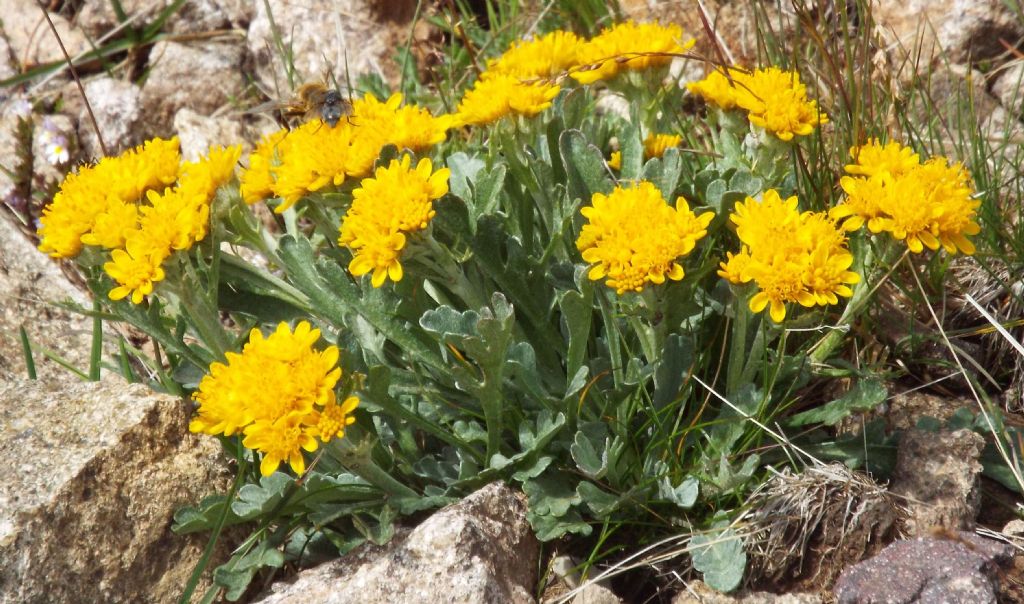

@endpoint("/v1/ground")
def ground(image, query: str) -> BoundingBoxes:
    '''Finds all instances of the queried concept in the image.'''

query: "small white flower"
[44,141,69,165]
[7,96,32,119]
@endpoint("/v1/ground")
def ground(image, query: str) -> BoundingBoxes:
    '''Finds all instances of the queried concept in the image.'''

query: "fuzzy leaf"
[560,129,613,204]
[786,380,887,428]
[576,481,619,516]
[690,523,746,592]
[570,422,610,479]
[659,475,699,509]
[231,472,292,519]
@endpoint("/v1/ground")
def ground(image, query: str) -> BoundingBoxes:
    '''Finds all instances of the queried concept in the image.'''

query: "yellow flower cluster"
[241,93,451,213]
[454,21,693,127]
[38,137,241,304]
[38,137,181,259]
[576,181,713,294]
[571,21,694,85]
[103,145,241,303]
[190,321,359,477]
[338,155,450,287]
[608,132,683,170]
[718,190,859,322]
[832,139,980,255]
[688,67,829,141]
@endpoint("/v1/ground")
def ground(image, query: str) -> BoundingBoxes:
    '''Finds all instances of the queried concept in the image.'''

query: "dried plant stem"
[36,2,109,157]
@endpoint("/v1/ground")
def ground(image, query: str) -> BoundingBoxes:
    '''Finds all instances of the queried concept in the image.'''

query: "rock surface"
[673,581,820,603]
[252,481,539,604]
[76,0,252,36]
[173,108,249,162]
[246,0,410,96]
[832,533,1013,604]
[0,376,231,604]
[873,0,1024,64]
[140,39,246,138]
[60,76,142,158]
[0,1,90,68]
[890,428,985,536]
[0,217,91,383]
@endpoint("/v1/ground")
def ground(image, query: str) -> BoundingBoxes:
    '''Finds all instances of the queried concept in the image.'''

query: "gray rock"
[0,217,91,383]
[572,584,623,604]
[246,0,402,96]
[173,107,248,162]
[890,429,985,536]
[991,61,1024,118]
[60,76,142,159]
[76,0,252,37]
[873,0,1024,65]
[832,533,1013,604]
[253,482,539,604]
[140,40,245,139]
[673,580,820,603]
[0,1,90,68]
[0,376,232,604]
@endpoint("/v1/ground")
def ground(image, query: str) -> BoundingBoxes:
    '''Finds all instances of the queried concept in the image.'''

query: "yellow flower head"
[339,155,450,287]
[576,181,713,294]
[844,139,920,178]
[240,128,289,205]
[735,67,829,141]
[190,321,350,476]
[643,133,682,159]
[80,197,139,249]
[351,93,452,151]
[724,190,858,322]
[486,30,583,79]
[103,236,169,304]
[453,74,561,127]
[38,136,181,258]
[607,151,622,170]
[572,21,694,85]
[833,145,980,255]
[178,145,243,202]
[687,68,745,110]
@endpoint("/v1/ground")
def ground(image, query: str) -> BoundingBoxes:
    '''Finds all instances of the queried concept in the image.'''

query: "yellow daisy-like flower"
[734,67,829,141]
[720,190,859,323]
[178,145,242,202]
[644,133,682,158]
[38,137,181,258]
[688,66,828,141]
[190,321,350,477]
[243,414,319,477]
[576,181,713,294]
[453,74,561,127]
[486,30,583,79]
[687,68,743,110]
[832,142,980,255]
[844,138,920,178]
[80,197,139,249]
[607,151,622,170]
[572,21,694,85]
[351,93,452,151]
[339,155,450,287]
[103,236,169,304]
[240,128,288,205]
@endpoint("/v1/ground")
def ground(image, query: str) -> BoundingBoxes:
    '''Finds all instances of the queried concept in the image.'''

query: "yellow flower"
[844,138,920,178]
[833,144,980,255]
[190,321,348,476]
[572,21,694,85]
[243,415,319,476]
[80,197,139,249]
[351,93,452,151]
[724,190,858,322]
[38,137,181,258]
[607,151,622,170]
[735,67,829,141]
[643,133,682,158]
[240,128,288,204]
[339,155,450,287]
[178,145,242,202]
[687,68,743,110]
[576,181,713,294]
[103,236,168,304]
[486,30,583,79]
[138,187,209,252]
[453,74,561,127]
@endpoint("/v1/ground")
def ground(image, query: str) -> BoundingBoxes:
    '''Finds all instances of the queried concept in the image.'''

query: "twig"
[36,2,108,157]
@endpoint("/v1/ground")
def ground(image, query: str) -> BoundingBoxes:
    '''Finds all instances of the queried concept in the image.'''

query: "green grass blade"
[19,325,37,380]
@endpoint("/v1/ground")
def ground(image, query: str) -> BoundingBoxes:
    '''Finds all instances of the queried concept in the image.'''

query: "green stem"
[178,258,231,359]
[726,292,750,396]
[329,440,417,499]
